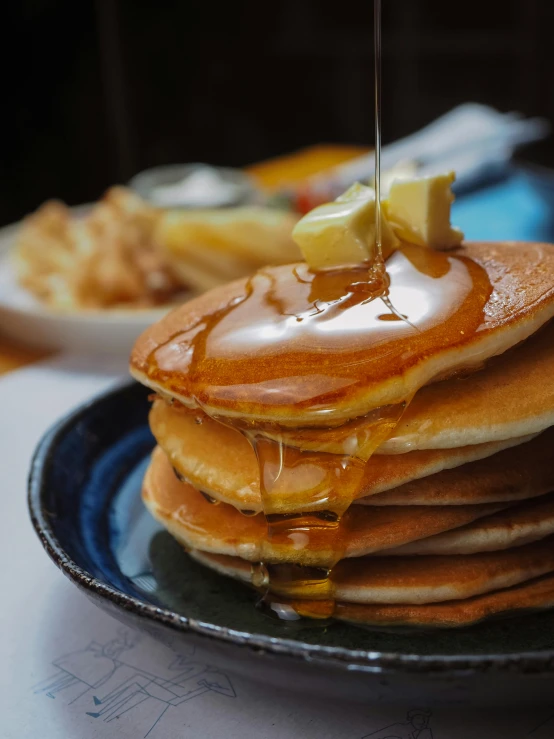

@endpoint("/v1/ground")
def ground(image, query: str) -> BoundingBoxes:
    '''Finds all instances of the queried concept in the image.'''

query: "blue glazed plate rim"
[27,382,554,677]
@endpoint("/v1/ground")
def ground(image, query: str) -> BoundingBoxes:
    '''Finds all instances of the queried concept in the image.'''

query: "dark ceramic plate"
[29,383,554,705]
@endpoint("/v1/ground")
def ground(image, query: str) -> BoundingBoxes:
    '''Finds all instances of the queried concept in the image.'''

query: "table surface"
[0,145,366,377]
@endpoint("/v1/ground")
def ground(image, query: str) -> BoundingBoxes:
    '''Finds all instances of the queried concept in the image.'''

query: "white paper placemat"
[1,355,553,738]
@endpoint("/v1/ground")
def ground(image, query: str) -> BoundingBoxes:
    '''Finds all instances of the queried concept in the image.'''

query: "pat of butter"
[383,171,464,249]
[371,159,419,197]
[292,183,398,270]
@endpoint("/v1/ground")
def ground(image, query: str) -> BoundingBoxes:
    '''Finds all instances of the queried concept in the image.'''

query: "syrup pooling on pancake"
[246,248,489,614]
[143,446,509,564]
[142,244,492,618]
[149,399,536,509]
[145,245,492,418]
[246,417,405,607]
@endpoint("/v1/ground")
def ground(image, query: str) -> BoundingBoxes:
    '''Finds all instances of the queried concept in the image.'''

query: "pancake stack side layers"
[130,177,554,627]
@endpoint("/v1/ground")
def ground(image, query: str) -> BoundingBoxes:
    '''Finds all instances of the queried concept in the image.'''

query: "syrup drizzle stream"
[248,403,406,619]
[374,0,383,259]
[251,4,409,617]
[145,0,492,618]
[149,247,492,619]
[371,0,416,330]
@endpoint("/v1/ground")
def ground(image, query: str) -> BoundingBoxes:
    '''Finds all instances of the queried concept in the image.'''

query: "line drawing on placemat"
[33,628,236,737]
[362,707,434,739]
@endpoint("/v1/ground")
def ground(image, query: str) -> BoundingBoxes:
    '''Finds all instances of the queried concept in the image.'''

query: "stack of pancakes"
[131,242,554,628]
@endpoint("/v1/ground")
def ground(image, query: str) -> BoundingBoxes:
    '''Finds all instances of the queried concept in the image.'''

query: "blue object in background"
[453,169,554,243]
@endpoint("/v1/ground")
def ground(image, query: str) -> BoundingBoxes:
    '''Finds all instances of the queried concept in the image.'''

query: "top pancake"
[131,242,554,426]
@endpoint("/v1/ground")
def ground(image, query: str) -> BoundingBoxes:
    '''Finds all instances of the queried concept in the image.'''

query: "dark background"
[2,0,553,226]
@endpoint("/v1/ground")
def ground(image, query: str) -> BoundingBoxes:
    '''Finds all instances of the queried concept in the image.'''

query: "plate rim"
[27,382,554,678]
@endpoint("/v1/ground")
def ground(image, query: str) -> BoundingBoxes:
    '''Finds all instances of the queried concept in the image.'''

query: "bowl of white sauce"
[129,163,258,209]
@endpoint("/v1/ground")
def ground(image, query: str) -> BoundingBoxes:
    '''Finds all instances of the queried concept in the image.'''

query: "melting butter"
[292,173,464,272]
[384,171,464,249]
[292,183,398,271]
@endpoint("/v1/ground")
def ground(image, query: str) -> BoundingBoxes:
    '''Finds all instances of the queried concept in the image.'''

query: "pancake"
[361,428,554,506]
[149,398,533,511]
[188,553,554,626]
[332,574,554,628]
[385,493,554,556]
[189,534,554,604]
[133,238,554,629]
[265,318,554,455]
[143,446,506,564]
[380,318,554,453]
[131,243,554,427]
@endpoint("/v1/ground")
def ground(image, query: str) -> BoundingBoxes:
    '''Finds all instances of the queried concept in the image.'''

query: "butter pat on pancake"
[131,243,554,426]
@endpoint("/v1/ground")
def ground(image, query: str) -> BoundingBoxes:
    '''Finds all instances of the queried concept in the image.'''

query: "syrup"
[148,246,491,420]
[148,243,492,618]
[144,0,492,620]
[374,0,383,259]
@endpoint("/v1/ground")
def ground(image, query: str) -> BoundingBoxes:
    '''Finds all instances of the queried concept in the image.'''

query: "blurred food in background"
[247,106,549,214]
[157,207,300,292]
[302,105,550,204]
[248,144,368,214]
[13,187,181,311]
[9,105,548,316]
[11,187,300,311]
[129,164,257,209]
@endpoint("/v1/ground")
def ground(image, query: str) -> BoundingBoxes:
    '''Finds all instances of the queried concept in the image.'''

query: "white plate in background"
[0,218,179,356]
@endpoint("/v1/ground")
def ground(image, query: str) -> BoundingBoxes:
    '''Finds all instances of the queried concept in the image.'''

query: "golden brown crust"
[188,535,554,606]
[189,547,554,626]
[381,318,554,452]
[365,428,554,506]
[386,493,554,555]
[148,399,538,511]
[333,573,554,627]
[131,243,554,424]
[142,446,505,564]
[333,536,554,604]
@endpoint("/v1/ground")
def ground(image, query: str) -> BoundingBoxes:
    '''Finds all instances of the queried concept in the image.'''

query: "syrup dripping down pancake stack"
[130,180,554,628]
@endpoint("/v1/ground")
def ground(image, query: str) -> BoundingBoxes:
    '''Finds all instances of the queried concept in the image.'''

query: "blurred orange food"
[247,144,368,191]
[13,147,368,312]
